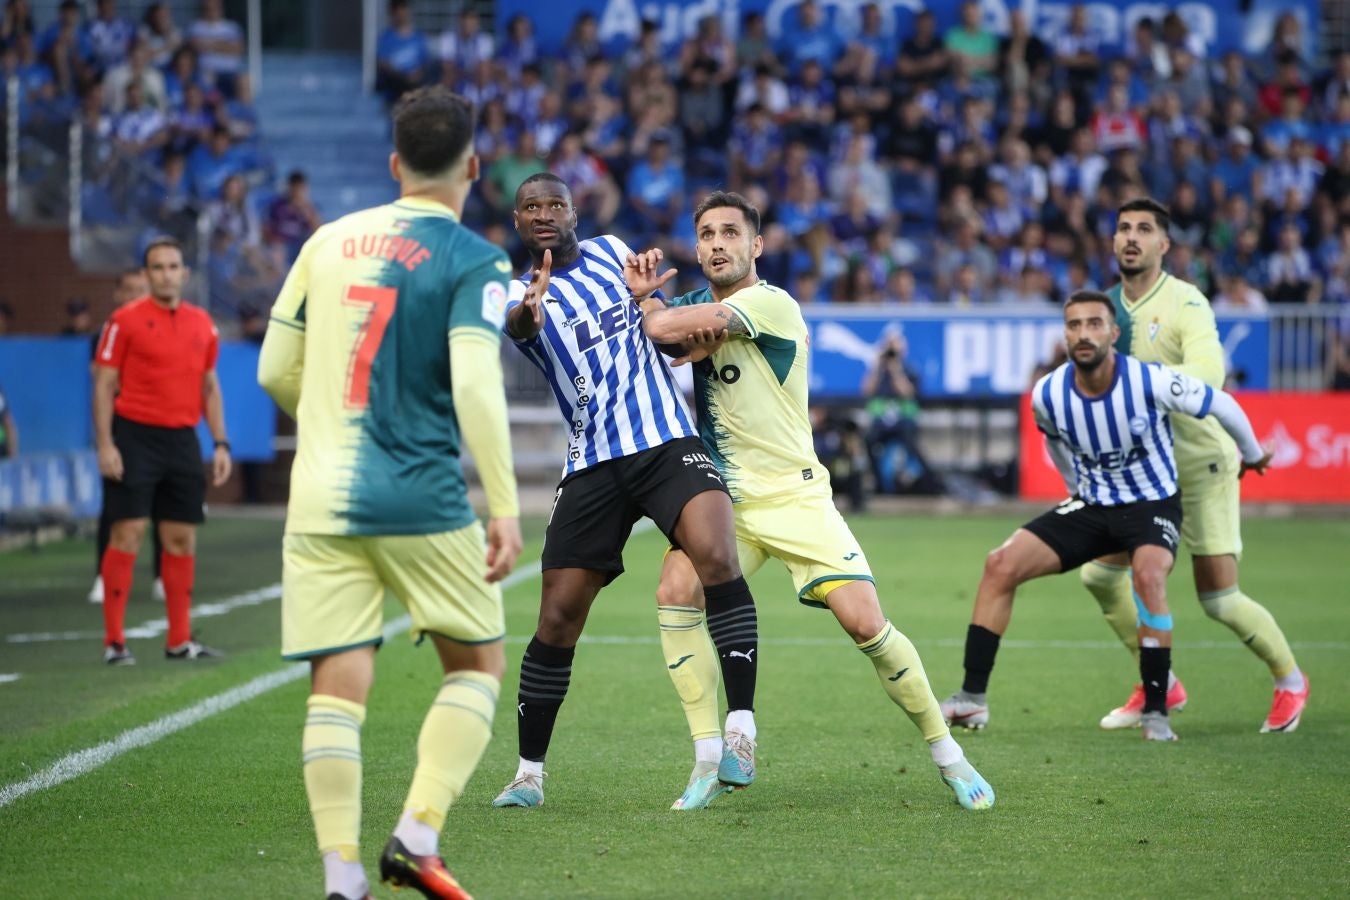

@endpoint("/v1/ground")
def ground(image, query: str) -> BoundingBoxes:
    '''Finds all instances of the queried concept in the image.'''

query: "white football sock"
[725,709,756,740]
[322,851,368,900]
[516,757,544,779]
[393,810,439,857]
[1275,668,1306,692]
[694,736,722,764]
[929,735,964,768]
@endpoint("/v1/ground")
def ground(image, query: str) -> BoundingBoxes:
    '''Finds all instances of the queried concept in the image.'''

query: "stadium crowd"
[373,0,1350,321]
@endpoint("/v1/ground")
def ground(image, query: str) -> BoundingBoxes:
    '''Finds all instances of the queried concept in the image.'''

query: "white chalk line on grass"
[6,584,285,644]
[0,561,541,810]
[0,674,21,684]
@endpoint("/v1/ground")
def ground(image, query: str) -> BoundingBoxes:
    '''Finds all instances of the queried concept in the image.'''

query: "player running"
[1083,198,1309,733]
[940,290,1272,742]
[491,174,762,811]
[258,86,520,900]
[630,190,993,811]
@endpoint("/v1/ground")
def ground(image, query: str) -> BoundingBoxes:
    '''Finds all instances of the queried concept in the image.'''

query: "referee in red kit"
[93,237,231,665]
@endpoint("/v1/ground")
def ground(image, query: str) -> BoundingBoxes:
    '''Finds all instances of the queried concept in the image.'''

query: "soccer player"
[1086,197,1309,733]
[257,86,521,900]
[89,268,166,607]
[631,190,994,810]
[491,174,762,810]
[940,291,1272,741]
[93,238,230,666]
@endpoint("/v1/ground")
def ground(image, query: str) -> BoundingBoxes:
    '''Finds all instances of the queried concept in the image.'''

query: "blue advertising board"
[497,0,1318,60]
[801,309,1269,400]
[0,450,101,519]
[0,337,275,461]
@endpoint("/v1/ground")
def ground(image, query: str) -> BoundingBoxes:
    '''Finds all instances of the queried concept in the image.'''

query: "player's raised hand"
[670,326,727,367]
[1239,446,1275,479]
[624,248,677,301]
[484,516,523,583]
[98,443,124,481]
[521,249,552,328]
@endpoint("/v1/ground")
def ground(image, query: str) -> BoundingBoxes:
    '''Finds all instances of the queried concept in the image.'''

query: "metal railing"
[1269,306,1345,391]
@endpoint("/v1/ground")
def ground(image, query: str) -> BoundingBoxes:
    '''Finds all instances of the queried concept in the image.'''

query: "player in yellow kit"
[627,191,993,812]
[1089,197,1309,733]
[258,86,522,900]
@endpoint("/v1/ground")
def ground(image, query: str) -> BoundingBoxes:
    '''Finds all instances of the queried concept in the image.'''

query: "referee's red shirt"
[94,297,220,428]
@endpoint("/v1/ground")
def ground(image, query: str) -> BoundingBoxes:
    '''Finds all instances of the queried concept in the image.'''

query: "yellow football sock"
[302,694,366,861]
[402,670,500,832]
[658,606,721,741]
[1081,561,1140,661]
[857,622,950,744]
[1200,587,1297,678]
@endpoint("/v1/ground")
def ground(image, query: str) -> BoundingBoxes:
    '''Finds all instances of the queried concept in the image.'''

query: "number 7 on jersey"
[342,285,397,409]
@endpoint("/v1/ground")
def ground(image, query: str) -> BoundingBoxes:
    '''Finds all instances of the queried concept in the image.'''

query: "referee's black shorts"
[540,436,730,584]
[1022,493,1183,572]
[102,415,206,525]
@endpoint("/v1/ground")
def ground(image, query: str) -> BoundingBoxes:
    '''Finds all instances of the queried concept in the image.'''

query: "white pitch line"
[0,674,21,684]
[566,634,1349,651]
[0,561,542,810]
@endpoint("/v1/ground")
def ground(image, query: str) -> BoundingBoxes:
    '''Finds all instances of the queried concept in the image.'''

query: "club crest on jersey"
[1129,415,1149,435]
[1148,318,1160,342]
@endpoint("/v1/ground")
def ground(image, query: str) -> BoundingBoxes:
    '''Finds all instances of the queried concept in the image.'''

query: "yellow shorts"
[1177,464,1243,559]
[281,522,504,660]
[734,489,874,608]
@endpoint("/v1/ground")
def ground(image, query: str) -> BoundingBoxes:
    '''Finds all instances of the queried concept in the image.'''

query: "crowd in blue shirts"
[379,0,1349,333]
[0,0,321,315]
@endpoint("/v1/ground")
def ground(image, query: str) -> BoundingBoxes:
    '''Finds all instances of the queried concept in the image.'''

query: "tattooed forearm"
[714,308,749,336]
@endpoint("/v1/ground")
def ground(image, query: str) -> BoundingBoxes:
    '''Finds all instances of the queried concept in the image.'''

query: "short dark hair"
[1117,196,1171,233]
[142,236,183,266]
[515,171,570,206]
[392,86,476,178]
[693,190,761,236]
[1064,289,1116,322]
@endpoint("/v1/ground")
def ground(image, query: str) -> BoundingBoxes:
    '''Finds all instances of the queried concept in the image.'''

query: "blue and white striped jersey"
[1032,353,1217,506]
[505,235,697,477]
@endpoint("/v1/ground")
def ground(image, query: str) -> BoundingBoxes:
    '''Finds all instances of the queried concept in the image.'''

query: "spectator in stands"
[937,217,996,295]
[996,265,1053,304]
[945,0,997,81]
[776,0,837,77]
[1259,52,1311,118]
[811,405,868,512]
[138,2,181,69]
[265,170,321,266]
[863,331,939,494]
[885,268,931,304]
[896,9,946,89]
[438,9,492,84]
[990,136,1047,209]
[624,130,682,238]
[1052,4,1098,110]
[2,0,33,49]
[188,0,243,96]
[947,262,990,305]
[1049,127,1107,206]
[482,128,544,216]
[549,130,619,230]
[1213,273,1269,312]
[734,62,789,116]
[84,0,133,75]
[1319,50,1350,113]
[679,14,735,84]
[218,71,257,145]
[105,41,165,114]
[39,0,91,96]
[558,11,600,82]
[0,381,17,457]
[163,45,205,109]
[1266,222,1319,303]
[375,0,431,105]
[1212,126,1259,204]
[1092,83,1146,152]
[206,172,259,247]
[112,81,168,158]
[828,134,889,217]
[735,11,776,76]
[499,14,536,79]
[144,150,192,234]
[61,298,93,334]
[729,102,781,191]
[187,124,241,199]
[1213,50,1257,114]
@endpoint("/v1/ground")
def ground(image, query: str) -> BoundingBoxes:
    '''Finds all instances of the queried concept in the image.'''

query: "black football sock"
[517,636,575,762]
[961,624,1001,696]
[703,576,758,713]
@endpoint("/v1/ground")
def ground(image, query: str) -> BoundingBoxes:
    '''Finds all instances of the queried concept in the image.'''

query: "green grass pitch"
[1,511,1346,898]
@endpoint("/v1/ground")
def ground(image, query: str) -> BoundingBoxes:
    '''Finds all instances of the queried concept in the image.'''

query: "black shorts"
[102,415,206,525]
[541,436,730,583]
[1022,494,1182,572]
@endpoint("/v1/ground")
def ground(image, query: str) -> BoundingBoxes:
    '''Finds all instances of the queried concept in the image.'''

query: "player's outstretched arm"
[504,249,550,341]
[643,303,747,345]
[1158,366,1270,477]
[1206,391,1273,477]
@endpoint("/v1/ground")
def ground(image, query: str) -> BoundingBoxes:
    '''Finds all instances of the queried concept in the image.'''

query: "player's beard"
[705,254,751,289]
[1073,342,1110,371]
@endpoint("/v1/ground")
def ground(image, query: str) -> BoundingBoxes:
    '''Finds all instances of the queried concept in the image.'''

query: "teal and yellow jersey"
[267,196,511,536]
[669,281,825,503]
[1107,272,1237,478]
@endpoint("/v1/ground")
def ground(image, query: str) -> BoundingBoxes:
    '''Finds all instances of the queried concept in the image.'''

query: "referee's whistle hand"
[98,445,124,481]
[484,517,522,583]
[211,446,232,487]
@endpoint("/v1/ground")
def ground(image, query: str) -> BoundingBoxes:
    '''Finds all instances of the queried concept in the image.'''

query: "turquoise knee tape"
[1133,590,1173,631]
